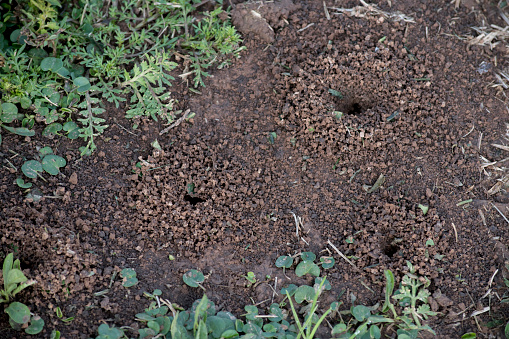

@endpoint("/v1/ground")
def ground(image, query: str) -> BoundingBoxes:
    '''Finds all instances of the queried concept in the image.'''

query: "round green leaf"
[5,302,30,324]
[42,123,62,137]
[294,285,315,304]
[22,160,43,179]
[300,252,316,262]
[280,284,298,297]
[183,269,204,288]
[20,97,32,109]
[56,67,69,77]
[332,323,347,335]
[295,261,320,277]
[82,23,94,35]
[63,121,80,139]
[369,325,381,339]
[120,268,138,287]
[1,102,18,123]
[320,256,335,269]
[97,323,123,337]
[73,76,91,93]
[275,255,293,268]
[220,329,239,338]
[42,154,66,175]
[28,48,48,66]
[63,121,78,131]
[10,29,21,43]
[41,57,63,72]
[352,305,371,322]
[16,178,32,189]
[314,277,331,291]
[25,315,44,334]
[269,303,284,322]
[39,146,54,156]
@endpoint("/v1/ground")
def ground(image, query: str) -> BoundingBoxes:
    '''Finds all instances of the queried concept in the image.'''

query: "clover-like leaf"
[280,284,298,297]
[120,268,138,288]
[320,256,335,269]
[275,255,293,268]
[244,305,258,321]
[295,261,320,277]
[42,155,66,175]
[42,123,63,137]
[25,315,44,334]
[22,160,43,179]
[294,285,316,304]
[63,121,80,139]
[183,269,204,288]
[5,302,30,324]
[314,277,331,291]
[1,102,18,123]
[352,305,371,322]
[41,57,63,72]
[97,323,124,338]
[73,76,91,93]
[300,252,316,262]
[38,147,54,156]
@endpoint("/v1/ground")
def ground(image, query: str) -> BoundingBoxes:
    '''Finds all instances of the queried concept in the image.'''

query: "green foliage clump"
[0,0,244,155]
[1,253,44,335]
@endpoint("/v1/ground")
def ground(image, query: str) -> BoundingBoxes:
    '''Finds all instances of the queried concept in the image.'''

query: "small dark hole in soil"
[383,243,399,258]
[184,194,205,205]
[347,102,363,115]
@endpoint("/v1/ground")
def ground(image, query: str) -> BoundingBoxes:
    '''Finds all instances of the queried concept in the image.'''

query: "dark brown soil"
[2,0,509,338]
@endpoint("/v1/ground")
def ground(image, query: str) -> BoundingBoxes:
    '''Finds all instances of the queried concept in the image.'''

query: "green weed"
[1,253,44,335]
[0,0,243,156]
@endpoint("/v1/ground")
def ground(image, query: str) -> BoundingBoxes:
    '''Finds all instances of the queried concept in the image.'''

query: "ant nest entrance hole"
[333,91,375,117]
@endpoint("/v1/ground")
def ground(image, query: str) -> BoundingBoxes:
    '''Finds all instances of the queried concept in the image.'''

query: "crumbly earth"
[2,0,509,338]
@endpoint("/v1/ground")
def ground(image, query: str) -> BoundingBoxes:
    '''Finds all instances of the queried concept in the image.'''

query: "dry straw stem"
[330,0,415,23]
[327,239,362,273]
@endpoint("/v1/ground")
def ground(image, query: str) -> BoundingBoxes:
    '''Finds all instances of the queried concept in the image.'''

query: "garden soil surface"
[3,0,509,338]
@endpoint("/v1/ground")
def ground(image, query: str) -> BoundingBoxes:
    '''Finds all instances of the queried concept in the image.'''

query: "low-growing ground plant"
[1,252,44,335]
[0,0,244,157]
[87,254,438,338]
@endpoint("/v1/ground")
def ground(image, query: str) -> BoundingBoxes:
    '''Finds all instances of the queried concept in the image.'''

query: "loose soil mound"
[2,0,509,337]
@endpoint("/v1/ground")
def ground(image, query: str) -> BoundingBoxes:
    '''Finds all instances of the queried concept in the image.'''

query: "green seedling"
[275,255,293,275]
[0,253,36,304]
[0,102,35,147]
[295,253,320,277]
[15,178,32,189]
[20,147,66,182]
[183,269,205,290]
[286,276,332,339]
[418,203,429,215]
[5,302,45,334]
[244,272,256,287]
[461,333,476,339]
[319,256,335,269]
[143,289,162,300]
[50,330,61,339]
[382,263,437,336]
[0,0,243,156]
[120,268,138,288]
[329,88,343,98]
[55,306,74,323]
[268,132,277,144]
[95,323,124,339]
